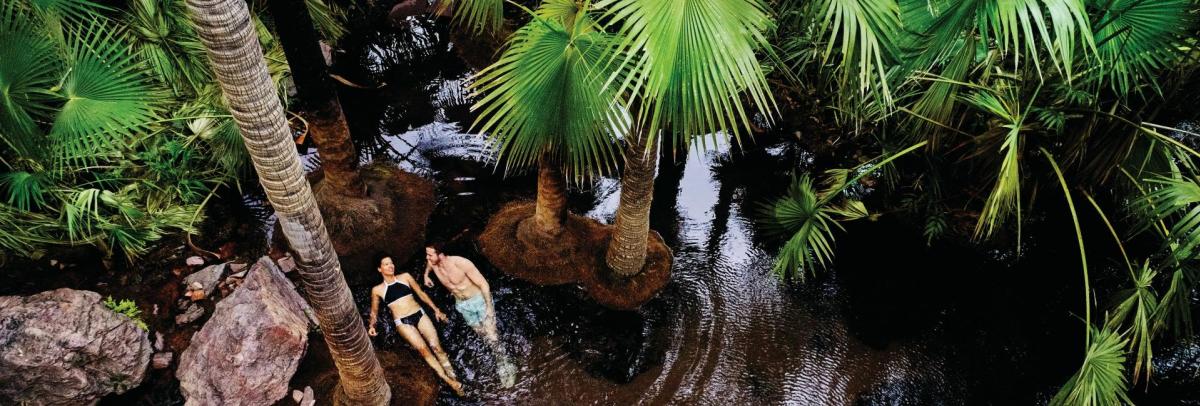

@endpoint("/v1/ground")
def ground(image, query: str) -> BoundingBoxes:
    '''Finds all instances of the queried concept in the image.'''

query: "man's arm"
[423,260,434,287]
[461,258,493,315]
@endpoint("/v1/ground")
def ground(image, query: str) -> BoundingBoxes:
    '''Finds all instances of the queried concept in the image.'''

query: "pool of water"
[319,13,1199,406]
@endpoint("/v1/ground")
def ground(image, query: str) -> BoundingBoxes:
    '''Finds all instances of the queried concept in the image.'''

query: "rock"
[292,389,304,403]
[184,263,225,300]
[152,352,174,369]
[0,288,152,405]
[154,332,165,351]
[229,262,247,273]
[300,386,315,406]
[177,257,314,406]
[175,304,205,325]
[277,255,296,273]
[186,256,204,266]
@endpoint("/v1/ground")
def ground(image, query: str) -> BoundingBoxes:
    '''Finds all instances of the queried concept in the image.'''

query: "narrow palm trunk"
[532,152,567,235]
[606,131,658,277]
[184,1,390,404]
[267,0,362,197]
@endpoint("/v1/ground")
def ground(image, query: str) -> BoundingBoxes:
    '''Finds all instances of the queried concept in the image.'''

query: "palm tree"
[471,2,626,237]
[183,0,390,403]
[599,0,777,277]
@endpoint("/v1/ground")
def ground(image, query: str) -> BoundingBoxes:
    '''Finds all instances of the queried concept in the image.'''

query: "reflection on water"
[324,15,1198,406]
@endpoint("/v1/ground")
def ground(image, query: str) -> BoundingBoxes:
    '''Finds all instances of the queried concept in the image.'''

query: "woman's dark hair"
[373,252,391,269]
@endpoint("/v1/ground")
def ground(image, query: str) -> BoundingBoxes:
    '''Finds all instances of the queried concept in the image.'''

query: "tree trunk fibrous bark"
[184,1,390,404]
[532,152,568,235]
[606,130,658,277]
[267,0,363,197]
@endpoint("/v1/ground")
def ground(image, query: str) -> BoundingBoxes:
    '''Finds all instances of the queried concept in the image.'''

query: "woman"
[368,255,464,395]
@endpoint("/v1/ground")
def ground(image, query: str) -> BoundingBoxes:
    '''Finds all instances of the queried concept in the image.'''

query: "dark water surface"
[316,14,1200,406]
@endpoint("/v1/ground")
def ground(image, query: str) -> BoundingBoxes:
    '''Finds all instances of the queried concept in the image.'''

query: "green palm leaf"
[124,0,212,95]
[51,18,161,167]
[470,9,626,179]
[1136,175,1200,262]
[1092,0,1194,94]
[600,0,777,152]
[1105,260,1159,384]
[964,87,1030,240]
[1051,323,1132,406]
[438,0,504,34]
[0,1,59,160]
[799,0,903,108]
[0,171,49,211]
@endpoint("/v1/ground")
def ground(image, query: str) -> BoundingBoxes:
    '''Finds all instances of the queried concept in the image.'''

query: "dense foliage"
[0,0,343,262]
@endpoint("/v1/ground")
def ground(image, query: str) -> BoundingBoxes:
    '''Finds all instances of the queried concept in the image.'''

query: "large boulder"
[177,257,314,406]
[0,288,152,405]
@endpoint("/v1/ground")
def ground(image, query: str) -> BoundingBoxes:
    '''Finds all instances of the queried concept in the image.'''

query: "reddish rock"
[0,289,152,405]
[177,257,314,406]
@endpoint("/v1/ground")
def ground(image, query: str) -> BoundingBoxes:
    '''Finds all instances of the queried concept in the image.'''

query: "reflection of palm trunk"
[185,0,390,404]
[706,170,735,262]
[650,144,684,246]
[606,129,658,277]
[268,0,362,197]
[533,152,568,235]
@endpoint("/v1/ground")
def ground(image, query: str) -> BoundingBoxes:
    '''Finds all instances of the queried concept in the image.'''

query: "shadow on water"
[302,14,1200,406]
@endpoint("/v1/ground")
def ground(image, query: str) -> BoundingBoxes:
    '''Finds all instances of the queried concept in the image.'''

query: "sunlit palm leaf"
[1050,324,1132,406]
[600,0,777,152]
[965,89,1027,240]
[26,0,108,23]
[438,0,504,34]
[470,11,626,179]
[759,175,843,280]
[802,0,903,108]
[51,18,160,167]
[1092,0,1193,94]
[304,0,345,41]
[1105,261,1158,384]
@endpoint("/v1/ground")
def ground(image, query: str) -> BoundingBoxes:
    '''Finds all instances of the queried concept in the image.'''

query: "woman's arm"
[404,274,446,322]
[367,286,380,336]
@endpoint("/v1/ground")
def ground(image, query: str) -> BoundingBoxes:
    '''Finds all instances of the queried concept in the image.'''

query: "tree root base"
[477,201,672,310]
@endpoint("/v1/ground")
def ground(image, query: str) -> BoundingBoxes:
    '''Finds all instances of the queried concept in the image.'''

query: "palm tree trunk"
[267,0,363,197]
[184,1,390,404]
[606,130,657,277]
[532,151,567,235]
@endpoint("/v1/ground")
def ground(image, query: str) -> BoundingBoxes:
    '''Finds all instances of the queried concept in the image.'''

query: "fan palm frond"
[0,1,59,160]
[1092,0,1194,95]
[0,171,49,211]
[51,18,161,167]
[1154,266,1194,337]
[1051,323,1133,406]
[1135,174,1200,263]
[966,87,1029,240]
[471,10,626,180]
[600,0,777,151]
[124,0,212,95]
[1105,260,1159,384]
[805,0,903,108]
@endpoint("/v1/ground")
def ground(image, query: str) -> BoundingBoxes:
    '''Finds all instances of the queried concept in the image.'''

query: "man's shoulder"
[450,255,476,266]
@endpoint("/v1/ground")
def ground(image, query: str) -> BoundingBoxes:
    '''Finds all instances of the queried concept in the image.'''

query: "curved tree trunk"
[606,130,658,277]
[267,0,362,198]
[184,1,391,404]
[532,152,567,235]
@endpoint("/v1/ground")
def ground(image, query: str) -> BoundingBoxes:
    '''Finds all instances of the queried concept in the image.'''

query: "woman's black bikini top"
[383,280,414,304]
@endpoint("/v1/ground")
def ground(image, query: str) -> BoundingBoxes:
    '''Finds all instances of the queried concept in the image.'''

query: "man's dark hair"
[426,242,445,254]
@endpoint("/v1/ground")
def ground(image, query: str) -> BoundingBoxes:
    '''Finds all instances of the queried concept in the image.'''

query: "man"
[423,245,515,387]
[422,245,498,344]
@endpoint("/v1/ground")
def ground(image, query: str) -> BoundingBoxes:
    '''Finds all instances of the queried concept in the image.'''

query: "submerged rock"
[0,288,152,405]
[177,257,314,406]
